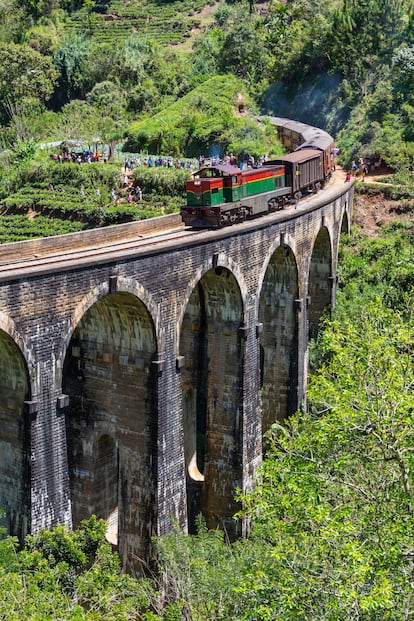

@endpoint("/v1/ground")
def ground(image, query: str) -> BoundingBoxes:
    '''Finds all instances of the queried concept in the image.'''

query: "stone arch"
[56,277,160,388]
[258,243,299,438]
[178,263,245,536]
[308,226,333,339]
[62,288,158,574]
[0,324,32,540]
[0,312,36,396]
[341,204,350,234]
[176,253,249,347]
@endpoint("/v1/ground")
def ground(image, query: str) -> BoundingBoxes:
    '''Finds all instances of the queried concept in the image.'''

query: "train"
[180,117,335,228]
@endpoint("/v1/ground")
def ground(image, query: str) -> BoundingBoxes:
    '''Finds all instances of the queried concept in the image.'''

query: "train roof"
[297,134,333,151]
[266,116,315,135]
[264,116,334,151]
[267,149,323,164]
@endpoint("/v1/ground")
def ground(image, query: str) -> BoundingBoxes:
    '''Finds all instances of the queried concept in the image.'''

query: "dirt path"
[329,166,414,235]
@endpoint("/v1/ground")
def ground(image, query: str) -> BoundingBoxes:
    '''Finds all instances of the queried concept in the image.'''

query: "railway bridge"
[0,179,353,573]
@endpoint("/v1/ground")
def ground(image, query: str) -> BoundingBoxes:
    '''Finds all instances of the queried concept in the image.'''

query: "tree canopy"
[0,0,413,167]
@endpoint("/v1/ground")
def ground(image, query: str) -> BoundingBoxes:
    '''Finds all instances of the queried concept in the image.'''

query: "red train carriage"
[182,164,290,228]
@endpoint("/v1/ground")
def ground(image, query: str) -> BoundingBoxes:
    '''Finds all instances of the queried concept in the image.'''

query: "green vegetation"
[1,2,414,618]
[0,214,85,242]
[64,0,213,47]
[0,515,157,620]
[0,0,413,171]
[124,75,281,157]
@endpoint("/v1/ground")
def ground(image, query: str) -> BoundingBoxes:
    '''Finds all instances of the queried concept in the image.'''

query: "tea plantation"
[65,0,216,45]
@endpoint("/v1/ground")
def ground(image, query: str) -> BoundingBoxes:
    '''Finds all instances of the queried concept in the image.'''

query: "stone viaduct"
[0,180,353,573]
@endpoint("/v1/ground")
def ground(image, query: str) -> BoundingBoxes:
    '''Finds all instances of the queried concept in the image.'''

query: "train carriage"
[296,132,334,178]
[181,116,336,228]
[265,116,335,178]
[266,149,325,199]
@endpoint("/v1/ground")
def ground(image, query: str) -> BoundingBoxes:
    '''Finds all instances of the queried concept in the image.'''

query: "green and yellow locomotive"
[181,163,290,228]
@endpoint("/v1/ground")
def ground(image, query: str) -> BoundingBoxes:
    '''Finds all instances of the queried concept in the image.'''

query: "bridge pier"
[30,377,72,534]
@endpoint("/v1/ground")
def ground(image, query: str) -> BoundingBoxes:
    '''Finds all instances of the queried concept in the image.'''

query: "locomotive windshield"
[195,168,221,178]
[194,164,242,179]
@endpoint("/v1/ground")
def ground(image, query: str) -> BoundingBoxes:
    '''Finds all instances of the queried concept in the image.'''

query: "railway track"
[0,171,351,282]
[0,223,202,280]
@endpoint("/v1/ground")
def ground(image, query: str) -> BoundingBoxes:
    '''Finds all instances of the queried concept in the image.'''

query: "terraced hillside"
[65,0,217,46]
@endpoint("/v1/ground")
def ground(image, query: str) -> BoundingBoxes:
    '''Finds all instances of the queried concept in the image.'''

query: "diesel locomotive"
[180,117,335,229]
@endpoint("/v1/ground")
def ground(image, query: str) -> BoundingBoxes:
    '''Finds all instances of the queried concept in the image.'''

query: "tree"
[220,16,271,88]
[0,42,58,122]
[236,296,414,620]
[19,0,60,19]
[329,0,407,81]
[0,516,158,619]
[53,32,90,105]
[4,97,48,143]
[59,99,99,142]
[0,0,27,44]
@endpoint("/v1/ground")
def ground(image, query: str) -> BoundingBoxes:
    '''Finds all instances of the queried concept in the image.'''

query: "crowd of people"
[50,149,200,170]
[345,156,383,182]
[51,150,109,164]
[123,155,197,171]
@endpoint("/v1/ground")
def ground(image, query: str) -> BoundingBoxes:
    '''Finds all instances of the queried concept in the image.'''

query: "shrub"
[132,167,190,196]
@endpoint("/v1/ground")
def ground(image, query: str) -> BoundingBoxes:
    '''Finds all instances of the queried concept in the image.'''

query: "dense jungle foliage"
[0,1,414,619]
[0,0,414,165]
